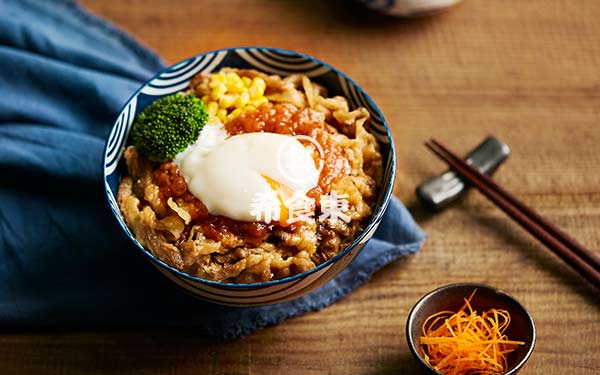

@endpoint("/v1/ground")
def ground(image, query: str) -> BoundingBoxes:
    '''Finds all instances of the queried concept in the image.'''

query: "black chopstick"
[425,139,600,289]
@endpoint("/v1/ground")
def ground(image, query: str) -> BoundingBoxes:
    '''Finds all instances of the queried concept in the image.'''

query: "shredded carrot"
[419,289,525,375]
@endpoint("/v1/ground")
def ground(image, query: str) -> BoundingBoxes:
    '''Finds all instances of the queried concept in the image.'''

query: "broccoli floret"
[130,93,208,162]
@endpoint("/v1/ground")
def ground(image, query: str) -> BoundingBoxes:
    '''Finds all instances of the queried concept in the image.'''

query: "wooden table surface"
[3,0,599,373]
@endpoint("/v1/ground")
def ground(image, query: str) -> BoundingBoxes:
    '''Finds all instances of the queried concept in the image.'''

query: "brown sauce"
[154,163,271,244]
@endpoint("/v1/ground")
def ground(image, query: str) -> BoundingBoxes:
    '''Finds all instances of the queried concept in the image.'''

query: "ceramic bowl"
[406,283,536,374]
[357,0,463,17]
[103,47,396,306]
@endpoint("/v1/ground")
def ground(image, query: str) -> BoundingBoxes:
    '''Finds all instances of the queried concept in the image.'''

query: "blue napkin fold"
[0,0,426,339]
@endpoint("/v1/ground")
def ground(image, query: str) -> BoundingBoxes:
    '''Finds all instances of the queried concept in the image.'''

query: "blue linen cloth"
[0,0,426,339]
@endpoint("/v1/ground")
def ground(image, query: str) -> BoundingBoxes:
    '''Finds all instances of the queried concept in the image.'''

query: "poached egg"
[175,122,319,223]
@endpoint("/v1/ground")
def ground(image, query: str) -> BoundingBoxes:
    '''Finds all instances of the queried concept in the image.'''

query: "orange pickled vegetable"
[419,290,525,375]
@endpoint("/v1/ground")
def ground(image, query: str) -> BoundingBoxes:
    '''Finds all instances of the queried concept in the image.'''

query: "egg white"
[174,122,318,222]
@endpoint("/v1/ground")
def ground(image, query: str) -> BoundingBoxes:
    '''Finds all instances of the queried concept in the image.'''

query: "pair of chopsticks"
[425,139,600,289]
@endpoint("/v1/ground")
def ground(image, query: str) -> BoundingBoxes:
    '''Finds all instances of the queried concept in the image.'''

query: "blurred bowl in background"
[357,0,462,17]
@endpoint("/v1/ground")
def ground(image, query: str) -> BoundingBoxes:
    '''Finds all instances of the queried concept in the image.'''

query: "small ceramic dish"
[406,283,536,374]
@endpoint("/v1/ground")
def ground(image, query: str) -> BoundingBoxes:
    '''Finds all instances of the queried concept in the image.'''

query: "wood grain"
[2,0,599,373]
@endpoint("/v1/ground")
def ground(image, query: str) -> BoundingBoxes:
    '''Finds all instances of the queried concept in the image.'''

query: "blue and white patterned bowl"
[103,47,396,306]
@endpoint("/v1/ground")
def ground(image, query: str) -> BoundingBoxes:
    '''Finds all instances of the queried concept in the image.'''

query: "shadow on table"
[404,197,437,227]
[361,351,424,375]
[275,0,442,32]
[475,213,600,305]
[0,328,423,374]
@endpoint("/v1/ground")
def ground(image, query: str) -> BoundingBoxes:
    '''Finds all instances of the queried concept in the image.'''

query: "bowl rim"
[405,282,536,375]
[103,46,396,289]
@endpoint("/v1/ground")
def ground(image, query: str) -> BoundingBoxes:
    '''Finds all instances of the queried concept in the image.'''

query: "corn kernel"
[227,108,243,121]
[235,92,250,108]
[245,105,256,112]
[217,108,228,121]
[210,83,227,100]
[241,76,252,86]
[252,77,266,92]
[218,94,236,109]
[213,73,226,82]
[250,97,268,107]
[248,86,263,99]
[201,95,210,103]
[207,101,219,116]
[230,72,243,82]
[227,80,245,93]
